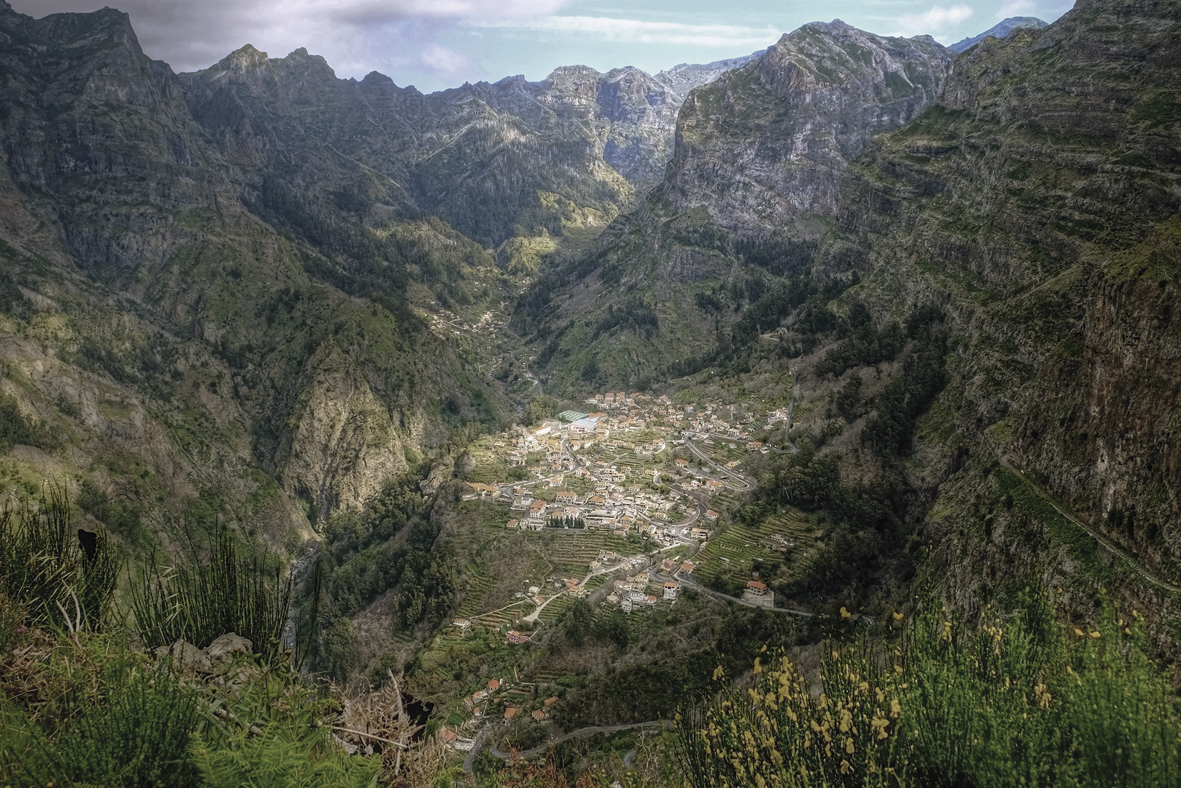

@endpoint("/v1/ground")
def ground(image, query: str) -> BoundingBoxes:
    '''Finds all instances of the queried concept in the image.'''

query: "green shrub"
[677,596,1181,788]
[131,526,292,663]
[193,670,380,788]
[0,486,118,630]
[1,640,201,788]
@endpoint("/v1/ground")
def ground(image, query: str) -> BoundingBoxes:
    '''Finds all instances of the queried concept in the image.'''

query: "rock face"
[820,0,1181,583]
[180,49,756,247]
[515,21,954,391]
[0,2,504,528]
[664,21,952,235]
[279,342,409,521]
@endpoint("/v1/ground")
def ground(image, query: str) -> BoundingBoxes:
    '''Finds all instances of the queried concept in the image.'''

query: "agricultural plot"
[536,594,574,626]
[691,508,817,587]
[707,490,749,514]
[525,532,633,577]
[464,440,522,485]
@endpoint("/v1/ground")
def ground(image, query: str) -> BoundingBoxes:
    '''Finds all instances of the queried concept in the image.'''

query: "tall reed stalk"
[0,485,117,630]
[131,526,292,664]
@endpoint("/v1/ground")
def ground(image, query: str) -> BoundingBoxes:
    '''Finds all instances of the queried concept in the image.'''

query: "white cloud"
[473,16,781,49]
[887,4,974,37]
[9,0,573,73]
[995,0,1035,19]
[420,44,475,80]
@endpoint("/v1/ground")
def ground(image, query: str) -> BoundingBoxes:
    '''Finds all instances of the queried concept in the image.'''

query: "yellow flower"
[892,610,904,621]
[845,737,855,755]
[890,699,902,718]
[840,606,852,619]
[1090,631,1101,639]
[840,759,852,775]
[714,665,726,680]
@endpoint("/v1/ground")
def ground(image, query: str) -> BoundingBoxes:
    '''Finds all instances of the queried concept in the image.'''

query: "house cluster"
[466,390,789,547]
[606,570,679,613]
[443,677,561,747]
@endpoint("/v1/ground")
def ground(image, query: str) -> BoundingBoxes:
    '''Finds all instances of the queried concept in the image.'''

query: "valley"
[2,0,1181,784]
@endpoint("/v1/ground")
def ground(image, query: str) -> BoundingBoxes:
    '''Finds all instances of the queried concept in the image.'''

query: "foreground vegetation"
[5,483,1181,788]
[0,491,445,788]
[677,595,1181,788]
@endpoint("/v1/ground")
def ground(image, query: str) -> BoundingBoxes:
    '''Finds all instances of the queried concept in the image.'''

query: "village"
[432,390,815,751]
[461,390,791,543]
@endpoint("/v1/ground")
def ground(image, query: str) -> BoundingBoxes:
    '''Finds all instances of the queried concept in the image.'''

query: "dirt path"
[486,720,673,761]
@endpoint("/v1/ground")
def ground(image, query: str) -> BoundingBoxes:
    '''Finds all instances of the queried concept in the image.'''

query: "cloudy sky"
[12,0,1074,92]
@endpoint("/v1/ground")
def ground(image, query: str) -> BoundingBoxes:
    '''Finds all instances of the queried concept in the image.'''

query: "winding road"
[682,437,755,491]
[999,455,1181,596]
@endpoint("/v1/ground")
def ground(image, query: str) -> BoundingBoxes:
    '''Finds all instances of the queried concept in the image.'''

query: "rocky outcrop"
[279,342,408,520]
[664,21,952,236]
[820,0,1181,581]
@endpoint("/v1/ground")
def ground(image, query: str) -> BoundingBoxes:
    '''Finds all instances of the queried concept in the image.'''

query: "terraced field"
[524,532,634,578]
[536,595,574,626]
[707,490,749,514]
[691,508,818,587]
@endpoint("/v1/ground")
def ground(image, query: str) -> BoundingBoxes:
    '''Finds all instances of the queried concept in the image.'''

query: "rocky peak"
[948,16,1048,53]
[213,44,270,75]
[663,20,952,232]
[361,71,393,85]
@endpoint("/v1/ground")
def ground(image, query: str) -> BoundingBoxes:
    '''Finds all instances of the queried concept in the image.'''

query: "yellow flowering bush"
[677,596,1181,788]
[677,645,906,788]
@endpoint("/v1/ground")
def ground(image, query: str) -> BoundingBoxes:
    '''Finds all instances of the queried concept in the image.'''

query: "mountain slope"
[818,0,1181,602]
[181,49,755,249]
[0,0,508,542]
[516,22,953,392]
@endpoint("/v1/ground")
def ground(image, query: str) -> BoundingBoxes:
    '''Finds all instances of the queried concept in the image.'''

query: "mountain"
[181,49,757,249]
[948,16,1048,53]
[0,0,509,543]
[515,21,954,392]
[653,51,765,97]
[818,0,1181,606]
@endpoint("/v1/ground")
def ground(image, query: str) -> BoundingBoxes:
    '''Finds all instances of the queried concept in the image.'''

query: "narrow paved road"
[999,455,1181,595]
[670,570,814,617]
[463,726,491,777]
[683,438,754,491]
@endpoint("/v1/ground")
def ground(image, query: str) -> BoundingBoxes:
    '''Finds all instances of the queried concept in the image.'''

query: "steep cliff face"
[181,50,745,248]
[278,341,409,522]
[0,3,507,534]
[820,0,1181,590]
[515,22,954,393]
[664,22,952,235]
